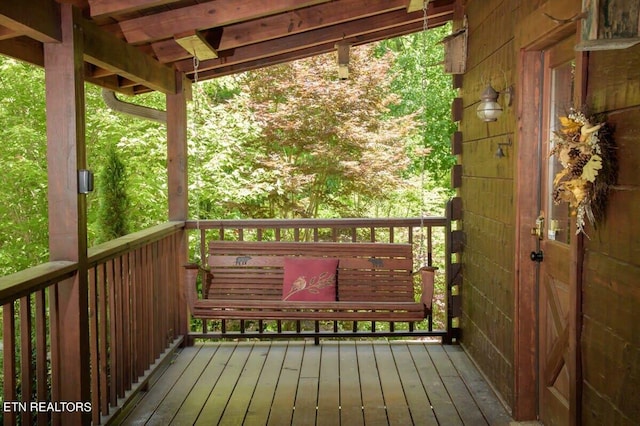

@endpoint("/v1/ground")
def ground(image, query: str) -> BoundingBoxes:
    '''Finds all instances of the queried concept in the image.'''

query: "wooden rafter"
[192,17,447,80]
[0,0,454,92]
[0,25,18,41]
[119,0,331,44]
[88,0,181,19]
[0,0,61,43]
[175,8,450,75]
[152,0,408,63]
[80,14,177,93]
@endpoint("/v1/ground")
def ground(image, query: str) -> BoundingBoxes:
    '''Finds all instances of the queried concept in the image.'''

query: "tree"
[378,24,457,188]
[227,44,418,218]
[95,143,130,243]
[0,58,49,274]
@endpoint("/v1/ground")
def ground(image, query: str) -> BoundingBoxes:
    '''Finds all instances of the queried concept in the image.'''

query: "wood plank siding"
[116,341,514,425]
[460,0,640,423]
[580,44,640,425]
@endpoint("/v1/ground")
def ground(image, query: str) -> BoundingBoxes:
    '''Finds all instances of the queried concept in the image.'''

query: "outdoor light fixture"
[476,83,503,122]
[78,169,94,194]
[495,137,513,159]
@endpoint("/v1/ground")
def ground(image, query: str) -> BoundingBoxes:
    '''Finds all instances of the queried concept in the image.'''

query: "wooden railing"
[184,216,451,340]
[0,210,460,425]
[0,222,187,425]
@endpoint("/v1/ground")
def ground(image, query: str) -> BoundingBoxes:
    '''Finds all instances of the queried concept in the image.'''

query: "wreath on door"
[550,109,617,235]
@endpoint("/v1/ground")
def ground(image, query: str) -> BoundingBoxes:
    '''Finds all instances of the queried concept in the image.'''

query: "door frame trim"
[514,24,586,423]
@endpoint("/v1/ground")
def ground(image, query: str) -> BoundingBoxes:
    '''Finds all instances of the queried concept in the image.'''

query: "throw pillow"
[282,257,338,301]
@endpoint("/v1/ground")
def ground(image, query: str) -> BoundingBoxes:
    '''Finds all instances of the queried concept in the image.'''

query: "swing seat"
[184,241,435,334]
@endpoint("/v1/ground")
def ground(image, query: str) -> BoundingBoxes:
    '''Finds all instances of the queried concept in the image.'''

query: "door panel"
[538,36,575,426]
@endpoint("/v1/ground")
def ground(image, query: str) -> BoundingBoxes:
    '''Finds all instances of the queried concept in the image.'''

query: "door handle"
[530,250,544,262]
[531,212,545,240]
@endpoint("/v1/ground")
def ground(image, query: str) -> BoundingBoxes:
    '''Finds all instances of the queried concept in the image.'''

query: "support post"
[167,73,190,337]
[44,4,91,424]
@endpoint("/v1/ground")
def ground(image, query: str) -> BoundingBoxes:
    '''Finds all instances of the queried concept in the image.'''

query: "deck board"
[392,343,439,425]
[174,344,234,425]
[373,343,413,425]
[144,344,219,424]
[119,340,514,425]
[267,342,303,426]
[338,341,365,425]
[120,345,203,426]
[292,344,321,425]
[197,343,253,424]
[243,343,287,426]
[317,342,341,425]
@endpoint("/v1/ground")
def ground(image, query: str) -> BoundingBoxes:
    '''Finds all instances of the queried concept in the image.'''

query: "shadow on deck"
[115,340,515,425]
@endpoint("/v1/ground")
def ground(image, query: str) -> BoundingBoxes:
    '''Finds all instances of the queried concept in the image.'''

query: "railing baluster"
[98,263,109,416]
[0,223,185,425]
[89,266,101,424]
[35,290,49,425]
[20,295,33,425]
[3,302,17,426]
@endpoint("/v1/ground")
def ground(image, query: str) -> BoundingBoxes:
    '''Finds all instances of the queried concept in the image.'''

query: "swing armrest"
[415,266,437,312]
[183,263,211,312]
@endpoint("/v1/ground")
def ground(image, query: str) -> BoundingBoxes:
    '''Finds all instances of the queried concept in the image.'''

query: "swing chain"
[418,0,431,269]
[192,52,202,229]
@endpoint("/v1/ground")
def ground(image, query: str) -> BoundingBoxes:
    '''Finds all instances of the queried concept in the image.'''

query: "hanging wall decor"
[550,109,617,235]
[441,19,467,74]
[576,0,640,51]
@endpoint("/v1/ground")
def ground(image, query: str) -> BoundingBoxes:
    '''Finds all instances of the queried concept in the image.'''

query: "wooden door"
[537,36,576,426]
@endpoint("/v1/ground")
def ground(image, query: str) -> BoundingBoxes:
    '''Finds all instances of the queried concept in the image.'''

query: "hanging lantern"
[476,84,503,122]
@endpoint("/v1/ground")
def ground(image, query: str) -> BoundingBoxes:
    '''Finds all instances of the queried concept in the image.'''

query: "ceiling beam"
[0,36,44,67]
[194,17,444,80]
[0,0,61,43]
[119,0,332,44]
[152,0,408,63]
[175,8,436,74]
[88,0,181,19]
[0,26,19,41]
[219,0,406,50]
[79,14,177,93]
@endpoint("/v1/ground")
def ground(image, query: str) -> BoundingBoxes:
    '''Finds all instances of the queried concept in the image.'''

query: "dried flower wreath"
[550,109,617,235]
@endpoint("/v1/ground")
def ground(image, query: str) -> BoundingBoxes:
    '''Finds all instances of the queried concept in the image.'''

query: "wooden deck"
[116,340,514,425]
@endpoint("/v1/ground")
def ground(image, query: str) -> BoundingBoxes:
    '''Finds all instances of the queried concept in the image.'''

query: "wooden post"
[44,4,91,424]
[167,73,190,337]
[513,49,543,421]
[167,73,189,221]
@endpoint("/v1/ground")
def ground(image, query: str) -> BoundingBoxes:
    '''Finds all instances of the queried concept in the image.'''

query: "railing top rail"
[185,216,447,229]
[0,260,77,305]
[88,221,185,266]
[0,221,186,305]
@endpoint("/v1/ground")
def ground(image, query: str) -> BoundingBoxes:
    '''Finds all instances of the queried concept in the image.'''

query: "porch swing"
[182,3,438,340]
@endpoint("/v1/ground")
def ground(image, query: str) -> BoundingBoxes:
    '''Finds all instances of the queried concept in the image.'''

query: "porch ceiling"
[0,0,453,95]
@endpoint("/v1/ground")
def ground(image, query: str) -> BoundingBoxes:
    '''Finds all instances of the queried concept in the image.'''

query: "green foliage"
[378,24,458,187]
[0,28,456,271]
[0,58,49,275]
[191,45,428,220]
[95,143,130,243]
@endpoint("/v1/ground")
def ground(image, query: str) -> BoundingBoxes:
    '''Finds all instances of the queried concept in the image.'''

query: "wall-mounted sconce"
[78,169,94,194]
[476,84,514,122]
[495,137,513,158]
[503,85,514,107]
[476,84,502,122]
